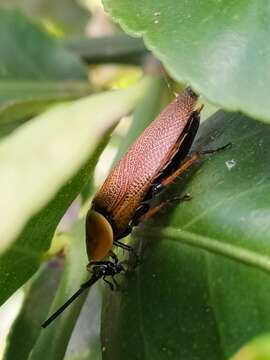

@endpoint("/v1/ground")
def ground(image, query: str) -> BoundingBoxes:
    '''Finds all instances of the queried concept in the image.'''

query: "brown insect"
[86,87,201,263]
[42,87,206,328]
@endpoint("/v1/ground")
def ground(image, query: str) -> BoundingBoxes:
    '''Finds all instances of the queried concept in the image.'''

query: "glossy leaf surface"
[103,0,270,122]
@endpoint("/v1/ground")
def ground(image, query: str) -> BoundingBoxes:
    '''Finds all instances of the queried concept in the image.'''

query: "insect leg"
[131,203,150,226]
[134,143,231,224]
[128,155,199,228]
[114,240,132,252]
[114,240,138,258]
[133,194,191,224]
[111,276,120,291]
[109,250,119,263]
[156,141,231,190]
[199,142,232,155]
[159,153,199,189]
[103,276,114,291]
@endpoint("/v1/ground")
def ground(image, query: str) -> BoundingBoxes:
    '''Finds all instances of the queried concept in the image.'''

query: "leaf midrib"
[148,226,270,274]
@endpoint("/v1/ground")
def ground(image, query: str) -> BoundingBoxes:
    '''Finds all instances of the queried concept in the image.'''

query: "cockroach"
[42,87,227,328]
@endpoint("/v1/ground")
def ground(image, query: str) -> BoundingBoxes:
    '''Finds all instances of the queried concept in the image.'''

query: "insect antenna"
[41,273,101,328]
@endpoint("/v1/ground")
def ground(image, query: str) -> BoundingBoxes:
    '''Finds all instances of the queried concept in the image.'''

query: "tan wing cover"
[93,89,198,236]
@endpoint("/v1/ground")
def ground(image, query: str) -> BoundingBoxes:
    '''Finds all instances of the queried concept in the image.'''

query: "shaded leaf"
[103,0,270,122]
[0,9,89,125]
[0,0,88,35]
[3,260,63,360]
[29,223,89,360]
[0,9,85,81]
[65,285,102,360]
[0,82,93,127]
[62,33,147,65]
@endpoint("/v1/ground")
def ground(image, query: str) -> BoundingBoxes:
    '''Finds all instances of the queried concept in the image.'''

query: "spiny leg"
[159,153,199,189]
[134,194,191,224]
[157,142,231,190]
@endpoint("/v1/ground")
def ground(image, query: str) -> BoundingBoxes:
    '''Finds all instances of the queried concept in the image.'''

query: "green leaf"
[101,111,270,359]
[0,82,93,126]
[3,260,63,360]
[0,79,150,304]
[28,223,89,360]
[65,285,103,360]
[62,33,147,65]
[0,9,90,126]
[0,0,88,35]
[0,9,85,81]
[103,1,270,122]
[231,334,270,360]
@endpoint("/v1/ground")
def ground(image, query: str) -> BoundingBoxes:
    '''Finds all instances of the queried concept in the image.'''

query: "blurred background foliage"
[0,1,270,360]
